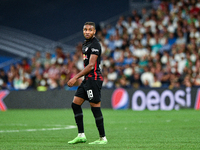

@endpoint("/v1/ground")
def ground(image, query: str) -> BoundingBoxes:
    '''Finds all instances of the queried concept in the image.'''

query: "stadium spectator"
[141,8,149,23]
[51,46,66,66]
[34,51,44,66]
[168,32,176,48]
[140,66,154,87]
[176,31,187,45]
[43,52,52,66]
[31,61,43,78]
[115,75,131,88]
[59,64,70,89]
[7,65,16,87]
[129,71,143,88]
[0,69,8,89]
[107,66,118,88]
[3,0,200,90]
[13,72,31,90]
[151,74,162,88]
[21,58,31,74]
[113,47,124,64]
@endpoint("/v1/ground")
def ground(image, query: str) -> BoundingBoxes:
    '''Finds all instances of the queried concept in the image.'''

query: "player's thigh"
[74,82,88,104]
[73,96,85,105]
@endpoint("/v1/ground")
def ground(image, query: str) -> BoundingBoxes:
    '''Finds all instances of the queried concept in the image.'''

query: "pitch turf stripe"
[0,123,27,126]
[0,125,76,133]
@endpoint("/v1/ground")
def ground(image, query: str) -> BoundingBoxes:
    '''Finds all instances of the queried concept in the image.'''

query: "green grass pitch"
[0,109,200,150]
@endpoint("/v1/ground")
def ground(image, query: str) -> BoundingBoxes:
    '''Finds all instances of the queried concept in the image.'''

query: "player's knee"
[71,102,75,109]
[71,102,80,108]
[71,102,82,114]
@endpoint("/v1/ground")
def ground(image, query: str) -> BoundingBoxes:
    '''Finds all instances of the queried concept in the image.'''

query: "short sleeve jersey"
[82,37,103,81]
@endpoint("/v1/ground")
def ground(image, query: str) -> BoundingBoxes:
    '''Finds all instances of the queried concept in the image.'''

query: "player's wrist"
[74,74,81,80]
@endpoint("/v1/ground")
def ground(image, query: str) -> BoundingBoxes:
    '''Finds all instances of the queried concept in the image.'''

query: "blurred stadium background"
[0,0,200,110]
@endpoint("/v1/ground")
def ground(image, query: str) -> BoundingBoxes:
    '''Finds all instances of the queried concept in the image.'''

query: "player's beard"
[85,35,94,41]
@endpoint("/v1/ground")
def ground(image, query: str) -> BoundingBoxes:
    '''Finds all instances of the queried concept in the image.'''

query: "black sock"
[71,103,84,133]
[91,107,105,137]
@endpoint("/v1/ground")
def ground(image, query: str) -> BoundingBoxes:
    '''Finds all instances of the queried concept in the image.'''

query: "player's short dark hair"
[84,22,95,29]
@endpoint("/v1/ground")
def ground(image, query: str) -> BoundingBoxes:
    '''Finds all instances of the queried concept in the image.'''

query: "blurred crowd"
[0,0,200,91]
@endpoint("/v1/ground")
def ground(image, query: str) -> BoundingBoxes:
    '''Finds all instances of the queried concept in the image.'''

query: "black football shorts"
[75,78,103,103]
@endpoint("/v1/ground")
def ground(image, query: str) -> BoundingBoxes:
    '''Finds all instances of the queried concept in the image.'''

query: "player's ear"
[94,29,96,35]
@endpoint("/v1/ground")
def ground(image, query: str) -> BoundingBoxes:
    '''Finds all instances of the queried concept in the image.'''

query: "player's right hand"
[67,78,77,87]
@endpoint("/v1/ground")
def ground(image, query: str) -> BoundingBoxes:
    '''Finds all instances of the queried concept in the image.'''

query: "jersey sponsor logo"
[91,48,99,52]
[111,88,129,109]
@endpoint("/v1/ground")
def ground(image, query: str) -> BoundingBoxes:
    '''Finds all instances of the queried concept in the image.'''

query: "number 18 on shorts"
[87,90,93,100]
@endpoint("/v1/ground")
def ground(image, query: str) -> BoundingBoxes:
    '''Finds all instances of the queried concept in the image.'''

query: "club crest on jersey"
[85,47,88,52]
[83,54,88,60]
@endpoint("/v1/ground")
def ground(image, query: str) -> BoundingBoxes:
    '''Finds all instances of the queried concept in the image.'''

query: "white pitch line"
[0,123,27,126]
[44,124,67,127]
[0,125,76,133]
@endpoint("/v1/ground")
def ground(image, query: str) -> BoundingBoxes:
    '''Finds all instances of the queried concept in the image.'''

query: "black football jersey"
[82,37,103,81]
